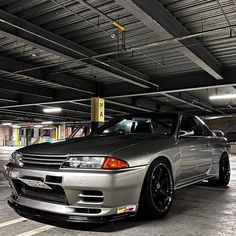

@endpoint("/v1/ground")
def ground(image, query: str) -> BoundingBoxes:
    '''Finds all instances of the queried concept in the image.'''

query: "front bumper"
[4,164,148,221]
[8,200,134,223]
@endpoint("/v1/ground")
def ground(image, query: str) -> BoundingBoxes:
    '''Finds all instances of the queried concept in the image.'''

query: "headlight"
[61,156,105,169]
[9,152,23,167]
[61,156,129,170]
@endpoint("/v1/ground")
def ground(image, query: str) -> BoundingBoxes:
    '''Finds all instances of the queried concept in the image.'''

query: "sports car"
[3,112,230,222]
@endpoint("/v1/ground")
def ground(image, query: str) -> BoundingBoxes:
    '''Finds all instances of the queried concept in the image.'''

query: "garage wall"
[206,118,236,131]
[206,118,236,154]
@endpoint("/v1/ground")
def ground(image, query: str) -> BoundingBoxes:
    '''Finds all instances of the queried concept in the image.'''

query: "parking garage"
[1,0,236,235]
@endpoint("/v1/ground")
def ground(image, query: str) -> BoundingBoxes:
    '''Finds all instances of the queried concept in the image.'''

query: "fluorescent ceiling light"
[34,125,43,128]
[43,107,62,113]
[42,121,53,124]
[12,125,21,128]
[209,94,236,100]
[2,123,12,126]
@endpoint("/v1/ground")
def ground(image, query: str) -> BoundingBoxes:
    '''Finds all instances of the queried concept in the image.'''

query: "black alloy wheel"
[219,155,230,186]
[209,154,230,187]
[139,158,174,219]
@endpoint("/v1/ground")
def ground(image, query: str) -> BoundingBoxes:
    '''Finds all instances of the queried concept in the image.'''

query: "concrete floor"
[0,156,236,236]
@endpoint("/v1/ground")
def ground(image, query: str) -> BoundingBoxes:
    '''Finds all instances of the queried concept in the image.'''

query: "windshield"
[94,113,178,136]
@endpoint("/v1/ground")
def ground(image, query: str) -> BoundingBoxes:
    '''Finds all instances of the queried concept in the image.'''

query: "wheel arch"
[144,155,175,185]
[148,155,175,185]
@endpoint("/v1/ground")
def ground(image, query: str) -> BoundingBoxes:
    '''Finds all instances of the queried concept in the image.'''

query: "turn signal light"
[102,157,129,170]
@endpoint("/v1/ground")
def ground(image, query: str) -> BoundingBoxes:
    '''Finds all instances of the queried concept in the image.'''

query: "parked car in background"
[4,113,230,223]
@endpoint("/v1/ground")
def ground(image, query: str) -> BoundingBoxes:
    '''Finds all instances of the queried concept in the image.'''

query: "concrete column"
[34,128,40,138]
[26,128,32,146]
[12,128,17,146]
[0,127,5,146]
[58,123,66,140]
[91,97,105,132]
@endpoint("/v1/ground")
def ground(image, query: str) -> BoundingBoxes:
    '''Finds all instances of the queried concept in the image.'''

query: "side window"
[196,117,213,136]
[180,115,206,136]
[152,117,177,136]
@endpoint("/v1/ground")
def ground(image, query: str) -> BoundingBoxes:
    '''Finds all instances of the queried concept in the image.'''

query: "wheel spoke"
[160,177,168,187]
[160,189,167,198]
[157,168,163,180]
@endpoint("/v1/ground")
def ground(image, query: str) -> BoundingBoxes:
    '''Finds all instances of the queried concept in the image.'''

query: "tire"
[138,158,174,219]
[209,154,230,187]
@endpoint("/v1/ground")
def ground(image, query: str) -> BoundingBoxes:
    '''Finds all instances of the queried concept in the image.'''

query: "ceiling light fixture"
[111,33,116,39]
[42,121,53,124]
[43,107,62,113]
[209,94,236,100]
[34,125,43,128]
[2,123,12,126]
[12,125,21,128]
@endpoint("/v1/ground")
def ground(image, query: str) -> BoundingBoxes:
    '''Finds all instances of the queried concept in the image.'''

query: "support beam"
[162,93,212,113]
[0,9,152,88]
[103,67,236,99]
[106,100,153,112]
[70,101,128,115]
[0,55,95,95]
[0,76,54,99]
[116,0,223,80]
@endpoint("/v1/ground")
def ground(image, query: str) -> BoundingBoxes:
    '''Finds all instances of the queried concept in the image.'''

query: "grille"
[13,179,68,204]
[78,190,104,204]
[21,153,67,168]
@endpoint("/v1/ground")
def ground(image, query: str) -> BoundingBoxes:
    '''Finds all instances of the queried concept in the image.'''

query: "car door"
[177,115,212,181]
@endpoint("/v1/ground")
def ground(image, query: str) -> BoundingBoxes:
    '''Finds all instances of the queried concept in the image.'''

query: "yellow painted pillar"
[91,97,105,132]
[55,127,59,140]
[16,128,20,146]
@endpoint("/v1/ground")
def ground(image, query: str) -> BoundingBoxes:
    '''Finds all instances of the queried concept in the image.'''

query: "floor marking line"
[16,225,55,236]
[0,218,26,228]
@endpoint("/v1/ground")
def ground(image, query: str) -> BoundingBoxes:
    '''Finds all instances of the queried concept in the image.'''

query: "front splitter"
[8,200,135,224]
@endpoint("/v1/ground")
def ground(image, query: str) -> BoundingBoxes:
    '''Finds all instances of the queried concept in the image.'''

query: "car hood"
[18,134,153,156]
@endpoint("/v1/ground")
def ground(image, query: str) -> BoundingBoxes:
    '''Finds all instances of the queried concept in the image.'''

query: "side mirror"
[178,130,194,138]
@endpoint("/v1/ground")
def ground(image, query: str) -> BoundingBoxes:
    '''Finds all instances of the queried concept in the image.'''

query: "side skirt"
[175,174,215,190]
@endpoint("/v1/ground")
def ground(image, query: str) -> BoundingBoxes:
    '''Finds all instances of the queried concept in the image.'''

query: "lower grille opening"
[13,179,68,204]
[45,175,62,184]
[74,208,101,214]
[80,197,103,203]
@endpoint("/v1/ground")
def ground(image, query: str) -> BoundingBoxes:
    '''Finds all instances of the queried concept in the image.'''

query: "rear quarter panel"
[210,136,230,164]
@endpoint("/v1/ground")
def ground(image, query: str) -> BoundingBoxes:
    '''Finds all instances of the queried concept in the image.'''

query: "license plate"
[19,178,52,189]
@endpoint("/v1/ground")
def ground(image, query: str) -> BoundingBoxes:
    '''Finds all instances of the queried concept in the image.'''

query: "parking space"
[1,156,236,236]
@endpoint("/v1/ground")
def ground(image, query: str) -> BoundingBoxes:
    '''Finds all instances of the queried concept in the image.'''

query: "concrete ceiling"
[0,0,236,123]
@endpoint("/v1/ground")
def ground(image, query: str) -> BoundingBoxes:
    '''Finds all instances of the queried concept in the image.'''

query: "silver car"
[3,113,230,222]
